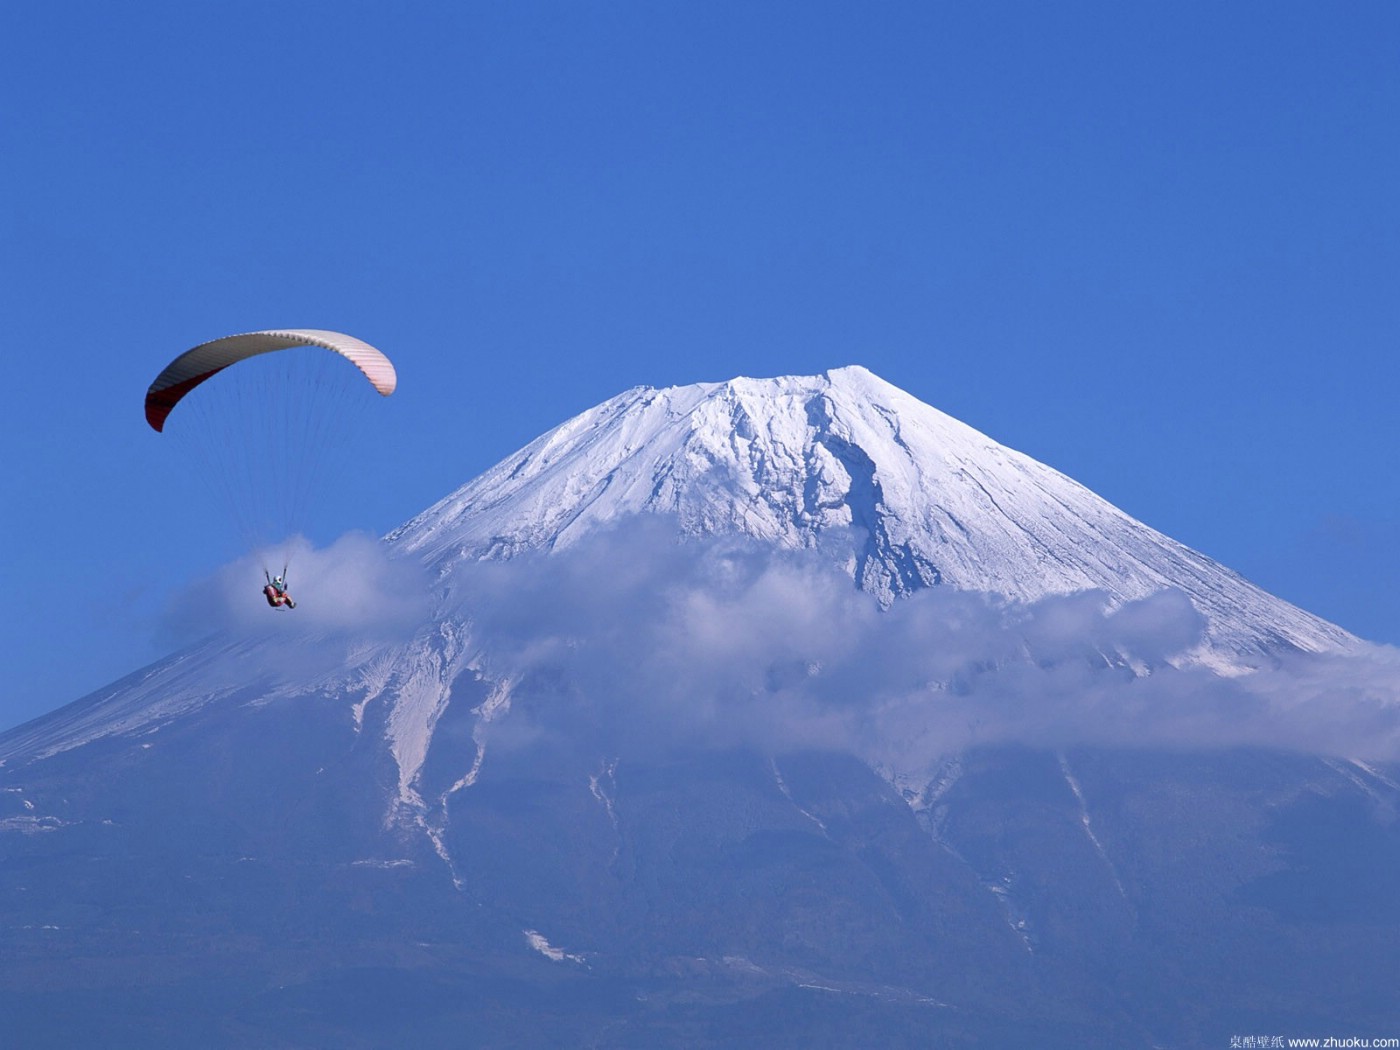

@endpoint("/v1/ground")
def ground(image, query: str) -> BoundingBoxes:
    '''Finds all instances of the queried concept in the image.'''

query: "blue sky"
[2,1,1397,731]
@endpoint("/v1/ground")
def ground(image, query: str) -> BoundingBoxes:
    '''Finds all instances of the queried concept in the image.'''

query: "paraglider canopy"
[145,329,396,432]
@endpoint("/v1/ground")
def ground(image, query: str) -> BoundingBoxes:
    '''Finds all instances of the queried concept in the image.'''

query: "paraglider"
[263,571,296,610]
[145,329,396,609]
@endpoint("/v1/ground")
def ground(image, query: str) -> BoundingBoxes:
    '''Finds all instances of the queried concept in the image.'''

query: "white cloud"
[156,518,1400,772]
[454,520,1400,773]
[162,532,430,645]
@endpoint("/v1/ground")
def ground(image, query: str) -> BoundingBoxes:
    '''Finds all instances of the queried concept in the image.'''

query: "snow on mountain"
[389,365,1353,665]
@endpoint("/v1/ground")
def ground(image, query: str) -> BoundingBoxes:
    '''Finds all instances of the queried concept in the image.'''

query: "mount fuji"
[2,367,1397,1048]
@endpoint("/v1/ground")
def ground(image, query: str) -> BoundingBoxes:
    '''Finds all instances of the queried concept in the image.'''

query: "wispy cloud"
[456,519,1400,772]
[161,532,430,646]
[155,518,1400,772]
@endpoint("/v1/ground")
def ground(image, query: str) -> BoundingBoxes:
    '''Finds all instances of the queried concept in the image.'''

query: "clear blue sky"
[3,2,1397,731]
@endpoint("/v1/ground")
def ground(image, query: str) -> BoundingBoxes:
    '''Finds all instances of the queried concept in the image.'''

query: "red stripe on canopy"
[144,368,225,432]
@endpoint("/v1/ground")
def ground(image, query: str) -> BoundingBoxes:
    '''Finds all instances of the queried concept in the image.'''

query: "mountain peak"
[388,367,1352,664]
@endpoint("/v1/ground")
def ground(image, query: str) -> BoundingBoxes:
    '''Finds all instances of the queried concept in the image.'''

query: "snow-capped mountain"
[390,365,1351,664]
[3,366,1395,1048]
